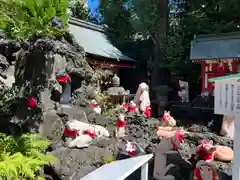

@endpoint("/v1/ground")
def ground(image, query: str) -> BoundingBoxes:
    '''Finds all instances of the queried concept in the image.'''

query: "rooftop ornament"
[106,74,130,104]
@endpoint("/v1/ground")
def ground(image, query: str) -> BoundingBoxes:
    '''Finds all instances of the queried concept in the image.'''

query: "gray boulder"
[50,138,116,180]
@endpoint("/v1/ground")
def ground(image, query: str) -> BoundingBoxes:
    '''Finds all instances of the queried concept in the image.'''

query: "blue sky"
[88,0,99,13]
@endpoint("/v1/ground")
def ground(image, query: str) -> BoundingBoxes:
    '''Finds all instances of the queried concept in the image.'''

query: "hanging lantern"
[209,61,212,72]
[219,63,223,72]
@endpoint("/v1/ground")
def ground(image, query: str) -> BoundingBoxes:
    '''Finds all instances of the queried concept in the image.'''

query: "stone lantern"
[152,85,172,116]
[106,74,130,105]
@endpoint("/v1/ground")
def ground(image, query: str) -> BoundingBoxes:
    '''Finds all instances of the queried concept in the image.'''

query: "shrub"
[0,133,55,179]
[95,92,116,116]
[0,0,69,41]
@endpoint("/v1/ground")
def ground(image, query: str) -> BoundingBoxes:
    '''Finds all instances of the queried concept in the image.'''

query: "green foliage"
[180,0,240,36]
[164,0,240,81]
[0,0,69,41]
[0,86,21,115]
[99,0,135,45]
[97,0,240,83]
[0,133,55,180]
[69,0,90,20]
[0,86,19,105]
[95,92,116,116]
[129,0,157,38]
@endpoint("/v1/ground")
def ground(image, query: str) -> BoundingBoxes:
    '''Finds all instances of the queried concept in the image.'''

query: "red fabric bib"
[128,106,137,112]
[56,75,69,84]
[92,104,97,108]
[126,142,137,156]
[162,115,168,121]
[25,97,37,109]
[197,147,215,161]
[128,151,137,156]
[144,106,151,117]
[123,103,129,110]
[83,129,96,139]
[116,119,126,128]
[64,128,79,137]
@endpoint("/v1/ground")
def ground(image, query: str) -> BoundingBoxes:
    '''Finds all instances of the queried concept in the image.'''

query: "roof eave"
[68,18,135,62]
[208,74,240,82]
[69,17,105,33]
[86,52,135,63]
[192,31,240,42]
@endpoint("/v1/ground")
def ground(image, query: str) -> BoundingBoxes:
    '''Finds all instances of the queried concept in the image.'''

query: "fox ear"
[201,139,207,145]
[208,140,213,145]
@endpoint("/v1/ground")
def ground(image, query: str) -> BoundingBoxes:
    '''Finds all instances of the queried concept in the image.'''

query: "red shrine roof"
[190,31,240,61]
[68,17,135,63]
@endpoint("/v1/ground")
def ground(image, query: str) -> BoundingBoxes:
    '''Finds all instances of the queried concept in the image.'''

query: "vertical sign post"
[214,78,240,180]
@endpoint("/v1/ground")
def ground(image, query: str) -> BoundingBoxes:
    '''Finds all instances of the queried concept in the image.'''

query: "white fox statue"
[64,119,109,148]
[115,113,126,138]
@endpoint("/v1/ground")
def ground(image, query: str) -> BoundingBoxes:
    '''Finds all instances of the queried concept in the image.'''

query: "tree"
[99,0,169,87]
[98,0,135,45]
[171,0,240,81]
[98,0,240,87]
[69,0,90,20]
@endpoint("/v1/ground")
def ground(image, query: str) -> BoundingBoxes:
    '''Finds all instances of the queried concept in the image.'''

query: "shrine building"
[68,17,135,73]
[190,31,240,93]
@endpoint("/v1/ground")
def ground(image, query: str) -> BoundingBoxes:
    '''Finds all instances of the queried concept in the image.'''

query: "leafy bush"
[0,86,22,116]
[95,92,116,116]
[69,0,89,20]
[0,0,69,40]
[0,85,19,105]
[0,133,55,179]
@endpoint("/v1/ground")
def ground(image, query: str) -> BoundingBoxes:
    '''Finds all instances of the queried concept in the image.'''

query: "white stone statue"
[117,138,145,157]
[115,114,126,138]
[133,82,151,117]
[64,119,109,148]
[91,99,101,114]
[178,80,189,102]
[220,115,234,139]
[161,110,176,127]
[128,100,138,112]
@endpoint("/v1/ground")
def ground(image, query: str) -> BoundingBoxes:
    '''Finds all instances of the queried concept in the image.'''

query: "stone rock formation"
[0,36,20,91]
[48,139,117,180]
[14,35,95,89]
[0,31,100,135]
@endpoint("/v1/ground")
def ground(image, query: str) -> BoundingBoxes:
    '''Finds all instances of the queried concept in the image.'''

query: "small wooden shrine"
[190,31,240,94]
[68,17,135,74]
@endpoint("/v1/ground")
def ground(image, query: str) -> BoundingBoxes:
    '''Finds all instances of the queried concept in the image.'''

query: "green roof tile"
[68,17,135,62]
[208,74,240,82]
[190,31,240,60]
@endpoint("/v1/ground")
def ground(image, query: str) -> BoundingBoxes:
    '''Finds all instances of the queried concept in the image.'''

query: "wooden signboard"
[214,78,240,180]
[214,78,240,116]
